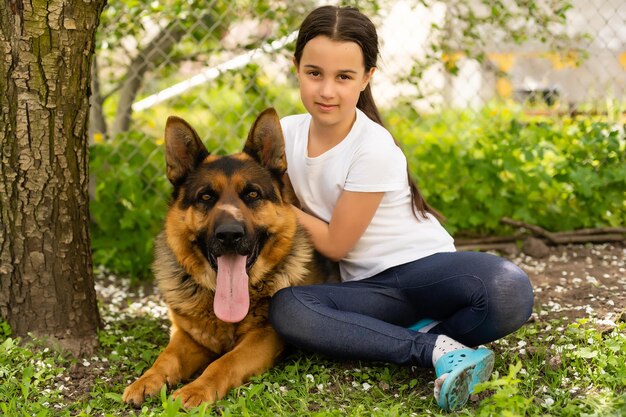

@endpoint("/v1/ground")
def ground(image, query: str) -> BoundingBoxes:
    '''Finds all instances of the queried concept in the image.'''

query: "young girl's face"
[295,35,374,131]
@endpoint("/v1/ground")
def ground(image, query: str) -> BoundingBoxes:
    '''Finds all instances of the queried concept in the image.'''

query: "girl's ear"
[361,67,376,91]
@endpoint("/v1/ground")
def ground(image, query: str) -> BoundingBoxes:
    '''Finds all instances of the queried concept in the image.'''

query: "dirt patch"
[94,242,626,326]
[506,242,626,324]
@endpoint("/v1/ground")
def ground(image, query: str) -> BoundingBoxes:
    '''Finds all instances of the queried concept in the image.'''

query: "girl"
[269,5,534,412]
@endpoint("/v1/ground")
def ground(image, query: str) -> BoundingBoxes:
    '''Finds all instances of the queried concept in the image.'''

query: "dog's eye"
[242,188,261,203]
[199,192,215,203]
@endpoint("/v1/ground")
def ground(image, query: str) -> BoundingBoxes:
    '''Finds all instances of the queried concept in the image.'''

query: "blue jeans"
[269,251,533,367]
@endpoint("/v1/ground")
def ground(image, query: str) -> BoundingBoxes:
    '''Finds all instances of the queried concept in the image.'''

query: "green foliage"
[473,361,533,416]
[90,130,169,280]
[488,319,626,417]
[391,104,626,235]
[135,67,304,151]
[0,320,12,339]
[0,337,69,417]
[566,319,626,391]
[95,0,316,137]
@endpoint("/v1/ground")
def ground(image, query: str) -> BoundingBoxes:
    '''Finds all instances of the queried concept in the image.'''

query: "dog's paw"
[122,373,167,406]
[173,382,219,408]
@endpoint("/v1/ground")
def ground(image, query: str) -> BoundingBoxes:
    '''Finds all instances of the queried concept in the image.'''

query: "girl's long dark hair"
[294,5,443,221]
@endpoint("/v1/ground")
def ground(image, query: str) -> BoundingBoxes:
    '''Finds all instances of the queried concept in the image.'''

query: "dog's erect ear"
[243,108,287,175]
[164,116,209,185]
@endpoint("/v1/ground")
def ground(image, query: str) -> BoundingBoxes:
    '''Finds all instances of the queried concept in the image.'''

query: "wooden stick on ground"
[500,217,626,244]
[500,217,559,243]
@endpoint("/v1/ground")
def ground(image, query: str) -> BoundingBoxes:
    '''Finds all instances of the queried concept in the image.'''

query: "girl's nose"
[319,79,335,99]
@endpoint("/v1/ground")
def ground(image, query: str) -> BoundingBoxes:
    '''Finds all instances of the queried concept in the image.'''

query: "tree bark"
[0,0,106,356]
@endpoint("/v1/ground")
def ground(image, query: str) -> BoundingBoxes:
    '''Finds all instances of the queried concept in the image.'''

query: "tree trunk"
[0,0,106,356]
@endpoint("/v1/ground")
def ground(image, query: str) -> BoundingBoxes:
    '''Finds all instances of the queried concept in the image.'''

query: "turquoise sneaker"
[434,347,494,411]
[407,318,437,332]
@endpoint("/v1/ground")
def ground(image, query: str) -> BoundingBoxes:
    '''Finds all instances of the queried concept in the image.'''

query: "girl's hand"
[292,191,384,261]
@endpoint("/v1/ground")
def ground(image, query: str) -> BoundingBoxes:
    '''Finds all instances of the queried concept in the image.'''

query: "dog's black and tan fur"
[122,108,334,408]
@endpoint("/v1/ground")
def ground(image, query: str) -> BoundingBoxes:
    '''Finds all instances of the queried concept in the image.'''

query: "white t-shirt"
[281,108,456,282]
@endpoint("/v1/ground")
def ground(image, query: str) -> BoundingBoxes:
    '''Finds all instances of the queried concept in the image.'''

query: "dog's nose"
[215,223,245,246]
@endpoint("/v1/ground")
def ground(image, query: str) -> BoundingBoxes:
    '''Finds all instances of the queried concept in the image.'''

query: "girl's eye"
[307,71,320,77]
[338,74,352,80]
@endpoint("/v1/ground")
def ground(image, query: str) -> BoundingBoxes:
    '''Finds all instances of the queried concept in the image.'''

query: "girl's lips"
[316,102,337,111]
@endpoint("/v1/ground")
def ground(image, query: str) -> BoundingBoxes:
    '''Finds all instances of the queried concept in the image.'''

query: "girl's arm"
[292,190,384,261]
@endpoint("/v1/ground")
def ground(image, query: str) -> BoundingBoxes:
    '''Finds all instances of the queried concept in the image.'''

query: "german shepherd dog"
[123,108,334,408]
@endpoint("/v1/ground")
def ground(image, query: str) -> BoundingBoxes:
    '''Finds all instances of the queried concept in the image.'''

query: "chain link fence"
[90,0,626,278]
[91,0,626,141]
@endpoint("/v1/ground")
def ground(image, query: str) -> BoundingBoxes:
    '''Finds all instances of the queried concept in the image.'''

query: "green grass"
[1,308,625,416]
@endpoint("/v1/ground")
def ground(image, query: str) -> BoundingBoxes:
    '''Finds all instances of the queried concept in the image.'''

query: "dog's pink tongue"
[214,254,250,323]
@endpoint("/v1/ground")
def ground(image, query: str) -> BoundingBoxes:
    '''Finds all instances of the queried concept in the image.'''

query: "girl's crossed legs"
[269,251,534,368]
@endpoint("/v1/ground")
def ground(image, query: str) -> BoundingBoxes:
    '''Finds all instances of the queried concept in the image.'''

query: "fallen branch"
[454,235,525,245]
[500,218,626,244]
[500,218,559,242]
[546,233,625,244]
[454,219,625,252]
[456,242,518,253]
[551,227,626,237]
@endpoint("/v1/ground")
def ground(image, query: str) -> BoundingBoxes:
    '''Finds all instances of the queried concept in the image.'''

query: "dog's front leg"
[173,326,284,408]
[123,326,215,406]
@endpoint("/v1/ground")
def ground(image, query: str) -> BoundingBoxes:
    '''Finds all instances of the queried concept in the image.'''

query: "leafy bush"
[90,131,170,280]
[391,105,626,235]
